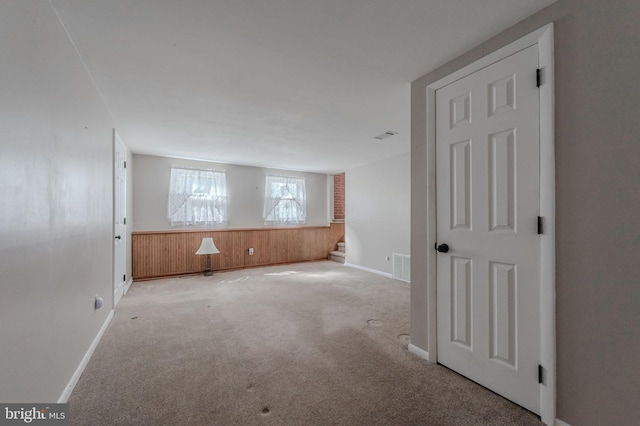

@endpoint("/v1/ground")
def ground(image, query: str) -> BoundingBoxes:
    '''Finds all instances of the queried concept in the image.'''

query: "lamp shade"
[195,237,220,255]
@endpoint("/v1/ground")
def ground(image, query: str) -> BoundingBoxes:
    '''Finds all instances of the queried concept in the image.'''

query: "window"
[263,175,306,225]
[167,167,227,226]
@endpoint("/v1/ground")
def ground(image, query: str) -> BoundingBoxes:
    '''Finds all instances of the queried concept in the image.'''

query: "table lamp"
[195,237,220,276]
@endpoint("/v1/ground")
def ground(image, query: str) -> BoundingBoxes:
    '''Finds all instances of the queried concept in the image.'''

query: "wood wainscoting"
[132,223,345,280]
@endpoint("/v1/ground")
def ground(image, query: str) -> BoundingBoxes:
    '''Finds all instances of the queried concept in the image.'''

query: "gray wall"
[410,1,640,425]
[0,2,116,402]
[133,154,329,231]
[346,153,410,275]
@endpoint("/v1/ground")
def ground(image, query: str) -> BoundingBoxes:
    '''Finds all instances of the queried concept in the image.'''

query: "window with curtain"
[167,167,227,226]
[263,175,306,225]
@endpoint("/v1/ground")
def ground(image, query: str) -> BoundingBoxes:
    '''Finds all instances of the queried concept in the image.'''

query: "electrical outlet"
[249,248,254,255]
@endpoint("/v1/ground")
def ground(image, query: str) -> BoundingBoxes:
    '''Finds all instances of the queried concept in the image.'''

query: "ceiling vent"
[374,131,398,140]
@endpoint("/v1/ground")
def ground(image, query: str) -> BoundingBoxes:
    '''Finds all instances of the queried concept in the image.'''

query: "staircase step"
[337,242,345,253]
[329,250,345,264]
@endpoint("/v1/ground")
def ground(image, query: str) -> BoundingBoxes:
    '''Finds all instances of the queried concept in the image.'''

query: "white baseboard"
[124,277,133,294]
[408,343,430,361]
[58,309,114,403]
[344,262,393,279]
[555,420,571,426]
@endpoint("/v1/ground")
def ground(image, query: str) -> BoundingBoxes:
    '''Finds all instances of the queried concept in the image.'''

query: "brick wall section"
[333,173,345,220]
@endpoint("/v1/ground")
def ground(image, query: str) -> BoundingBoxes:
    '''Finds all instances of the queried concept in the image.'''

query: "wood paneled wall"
[132,223,345,280]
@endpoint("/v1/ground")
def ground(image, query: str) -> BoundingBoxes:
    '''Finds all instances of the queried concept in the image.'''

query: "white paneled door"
[436,45,541,413]
[113,131,127,307]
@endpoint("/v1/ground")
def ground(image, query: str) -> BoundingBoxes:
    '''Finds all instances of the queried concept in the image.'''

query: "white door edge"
[423,23,555,425]
[113,129,127,308]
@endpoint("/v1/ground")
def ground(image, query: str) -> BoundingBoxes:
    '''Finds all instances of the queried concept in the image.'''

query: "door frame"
[113,129,127,308]
[422,24,555,424]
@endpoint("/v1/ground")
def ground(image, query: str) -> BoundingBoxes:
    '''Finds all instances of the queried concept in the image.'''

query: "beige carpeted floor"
[69,261,541,425]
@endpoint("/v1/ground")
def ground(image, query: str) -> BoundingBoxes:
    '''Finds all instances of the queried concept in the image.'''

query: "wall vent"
[392,253,410,283]
[374,130,398,140]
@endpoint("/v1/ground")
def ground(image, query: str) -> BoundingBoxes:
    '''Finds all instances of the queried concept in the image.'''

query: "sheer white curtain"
[168,167,227,226]
[263,175,306,225]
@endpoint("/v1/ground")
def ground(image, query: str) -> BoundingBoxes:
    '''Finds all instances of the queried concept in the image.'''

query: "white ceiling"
[51,0,555,173]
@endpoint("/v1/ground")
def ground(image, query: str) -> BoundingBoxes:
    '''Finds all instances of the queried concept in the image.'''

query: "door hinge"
[123,218,126,225]
[123,274,126,282]
[537,216,543,235]
[538,364,544,384]
[124,161,127,169]
[536,68,542,87]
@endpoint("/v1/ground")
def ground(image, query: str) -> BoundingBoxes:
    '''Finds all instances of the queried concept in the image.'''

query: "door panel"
[451,256,472,349]
[450,140,472,230]
[488,129,516,232]
[436,45,540,413]
[489,261,517,367]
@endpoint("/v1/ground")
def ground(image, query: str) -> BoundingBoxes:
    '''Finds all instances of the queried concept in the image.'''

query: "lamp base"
[204,255,213,276]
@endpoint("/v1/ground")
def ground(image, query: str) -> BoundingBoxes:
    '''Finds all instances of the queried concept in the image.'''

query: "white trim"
[328,174,334,223]
[425,23,555,425]
[113,129,127,309]
[124,277,133,295]
[426,85,438,364]
[58,309,114,403]
[538,25,556,426]
[429,24,552,91]
[555,420,571,426]
[344,262,393,279]
[408,343,430,361]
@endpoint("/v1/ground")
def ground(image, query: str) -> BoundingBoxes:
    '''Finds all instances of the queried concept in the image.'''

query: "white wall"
[133,154,329,231]
[345,153,410,275]
[0,2,116,402]
[411,1,640,424]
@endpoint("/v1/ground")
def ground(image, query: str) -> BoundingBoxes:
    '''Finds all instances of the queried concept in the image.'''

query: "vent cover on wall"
[392,253,410,283]
[374,131,398,140]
